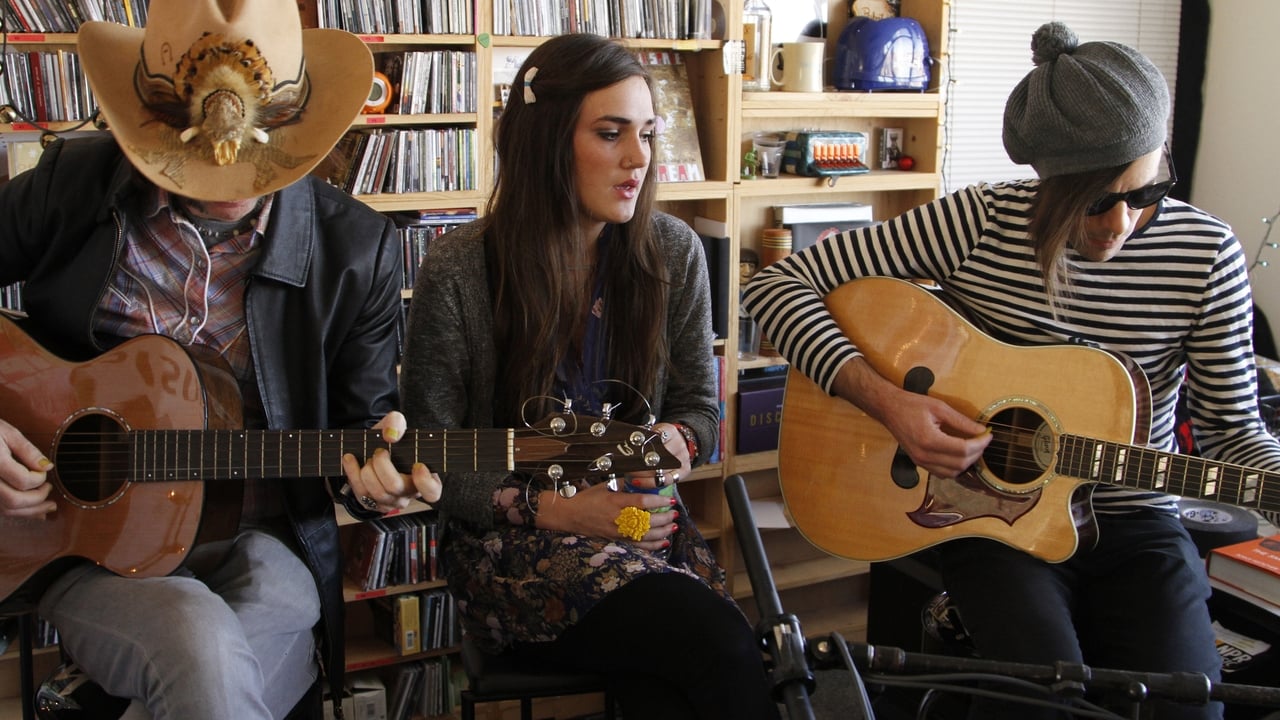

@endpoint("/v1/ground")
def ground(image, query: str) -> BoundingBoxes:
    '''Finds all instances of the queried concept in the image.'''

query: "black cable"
[824,627,1130,720]
[864,672,1129,719]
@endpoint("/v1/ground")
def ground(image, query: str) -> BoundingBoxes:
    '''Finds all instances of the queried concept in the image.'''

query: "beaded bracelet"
[672,422,699,464]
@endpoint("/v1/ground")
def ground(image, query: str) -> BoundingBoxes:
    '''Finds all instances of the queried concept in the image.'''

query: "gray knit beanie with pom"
[1002,21,1169,178]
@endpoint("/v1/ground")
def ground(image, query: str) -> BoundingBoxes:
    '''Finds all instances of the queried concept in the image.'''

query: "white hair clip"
[523,67,538,104]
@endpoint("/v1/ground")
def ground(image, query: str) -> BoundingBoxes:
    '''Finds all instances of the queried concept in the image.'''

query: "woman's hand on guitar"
[837,357,991,480]
[0,418,56,519]
[340,411,442,513]
[535,481,678,552]
[619,421,693,492]
[880,391,992,479]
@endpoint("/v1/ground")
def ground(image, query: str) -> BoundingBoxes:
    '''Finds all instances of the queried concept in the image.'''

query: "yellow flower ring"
[614,506,651,542]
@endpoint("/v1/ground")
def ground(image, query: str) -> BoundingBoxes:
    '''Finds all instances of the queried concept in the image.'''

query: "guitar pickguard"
[907,467,1041,528]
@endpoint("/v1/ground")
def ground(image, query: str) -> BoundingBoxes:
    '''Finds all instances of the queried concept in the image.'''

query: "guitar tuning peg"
[644,449,663,468]
[548,415,567,434]
[604,474,620,492]
[628,430,647,447]
[601,402,616,420]
[556,480,578,499]
[590,420,607,437]
[593,455,614,473]
[644,413,656,428]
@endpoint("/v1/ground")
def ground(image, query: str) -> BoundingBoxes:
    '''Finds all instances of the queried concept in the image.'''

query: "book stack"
[373,49,477,116]
[774,202,876,252]
[327,126,477,196]
[1207,533,1280,615]
[0,282,23,313]
[369,588,462,657]
[313,0,474,34]
[3,0,148,33]
[492,0,714,39]
[394,208,477,290]
[1,50,96,123]
[383,655,459,720]
[343,512,441,592]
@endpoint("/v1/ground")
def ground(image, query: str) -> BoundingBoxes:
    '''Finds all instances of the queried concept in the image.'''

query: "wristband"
[672,422,699,463]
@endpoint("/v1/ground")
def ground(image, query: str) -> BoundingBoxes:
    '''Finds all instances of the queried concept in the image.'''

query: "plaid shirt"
[94,188,270,384]
[94,187,283,522]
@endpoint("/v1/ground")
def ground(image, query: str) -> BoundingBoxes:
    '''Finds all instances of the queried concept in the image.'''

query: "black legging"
[510,572,782,719]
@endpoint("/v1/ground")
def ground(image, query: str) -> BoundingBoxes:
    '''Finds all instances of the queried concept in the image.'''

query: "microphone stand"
[726,473,1280,718]
[806,637,1280,711]
[726,474,877,720]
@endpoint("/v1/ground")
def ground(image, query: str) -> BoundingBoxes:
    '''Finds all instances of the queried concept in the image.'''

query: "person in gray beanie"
[1004,21,1170,178]
[744,20,1273,720]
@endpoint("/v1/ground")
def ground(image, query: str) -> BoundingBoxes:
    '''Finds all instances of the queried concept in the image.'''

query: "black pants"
[939,509,1223,720]
[511,573,782,720]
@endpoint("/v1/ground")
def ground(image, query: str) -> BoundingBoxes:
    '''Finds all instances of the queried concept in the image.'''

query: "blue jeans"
[939,508,1223,720]
[39,528,320,720]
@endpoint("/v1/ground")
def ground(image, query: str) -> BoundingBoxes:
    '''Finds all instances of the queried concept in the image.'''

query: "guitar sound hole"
[55,413,130,503]
[981,406,1054,488]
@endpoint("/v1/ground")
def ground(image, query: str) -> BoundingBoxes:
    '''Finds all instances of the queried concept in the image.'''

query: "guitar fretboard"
[1058,434,1279,512]
[126,428,517,481]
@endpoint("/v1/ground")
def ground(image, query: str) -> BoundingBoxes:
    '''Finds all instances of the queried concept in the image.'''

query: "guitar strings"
[25,427,1280,507]
[951,422,1280,506]
[24,426,663,480]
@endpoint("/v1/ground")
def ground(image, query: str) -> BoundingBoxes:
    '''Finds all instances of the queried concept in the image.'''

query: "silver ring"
[358,495,379,511]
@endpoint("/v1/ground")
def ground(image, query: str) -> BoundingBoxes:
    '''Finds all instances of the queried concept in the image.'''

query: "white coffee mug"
[771,41,825,93]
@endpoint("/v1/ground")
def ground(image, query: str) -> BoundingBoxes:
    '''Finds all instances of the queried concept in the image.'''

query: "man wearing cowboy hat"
[0,1,440,717]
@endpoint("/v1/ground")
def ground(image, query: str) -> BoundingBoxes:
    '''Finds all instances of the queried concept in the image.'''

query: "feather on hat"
[78,0,372,201]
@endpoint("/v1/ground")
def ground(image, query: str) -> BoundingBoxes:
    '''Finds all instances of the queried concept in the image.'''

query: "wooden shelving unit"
[0,1,948,716]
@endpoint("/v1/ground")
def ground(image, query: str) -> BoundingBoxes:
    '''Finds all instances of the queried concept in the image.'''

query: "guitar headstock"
[523,410,680,482]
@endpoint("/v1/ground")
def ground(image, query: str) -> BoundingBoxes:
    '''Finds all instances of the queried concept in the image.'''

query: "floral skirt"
[443,498,728,653]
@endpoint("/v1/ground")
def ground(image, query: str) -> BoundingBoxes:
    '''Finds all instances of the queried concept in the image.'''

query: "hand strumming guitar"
[0,417,55,519]
[833,356,992,479]
[0,411,442,521]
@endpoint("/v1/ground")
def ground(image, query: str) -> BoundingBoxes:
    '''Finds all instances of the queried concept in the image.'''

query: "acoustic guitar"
[778,276,1279,563]
[0,314,676,607]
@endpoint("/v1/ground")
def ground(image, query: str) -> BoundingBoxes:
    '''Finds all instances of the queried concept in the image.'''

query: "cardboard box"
[323,672,387,720]
[774,202,876,252]
[350,672,387,720]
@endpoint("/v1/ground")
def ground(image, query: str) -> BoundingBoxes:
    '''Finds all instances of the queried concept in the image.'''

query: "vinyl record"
[1178,498,1259,557]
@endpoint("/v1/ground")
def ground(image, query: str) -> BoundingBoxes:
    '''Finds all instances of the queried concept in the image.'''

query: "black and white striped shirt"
[742,180,1280,513]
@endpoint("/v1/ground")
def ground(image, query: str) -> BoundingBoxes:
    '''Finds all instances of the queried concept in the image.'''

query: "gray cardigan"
[400,212,720,528]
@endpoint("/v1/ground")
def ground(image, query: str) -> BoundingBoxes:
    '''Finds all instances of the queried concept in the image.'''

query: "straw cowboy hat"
[78,0,372,201]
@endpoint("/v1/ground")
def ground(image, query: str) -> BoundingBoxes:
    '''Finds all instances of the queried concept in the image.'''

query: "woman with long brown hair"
[402,33,779,719]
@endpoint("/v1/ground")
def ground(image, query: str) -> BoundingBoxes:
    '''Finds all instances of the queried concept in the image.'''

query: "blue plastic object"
[834,17,932,92]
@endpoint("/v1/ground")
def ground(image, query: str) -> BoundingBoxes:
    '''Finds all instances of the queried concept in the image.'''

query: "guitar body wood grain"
[778,277,1141,563]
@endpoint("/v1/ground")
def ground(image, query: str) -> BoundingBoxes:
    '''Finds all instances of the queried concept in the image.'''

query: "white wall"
[1193,0,1280,353]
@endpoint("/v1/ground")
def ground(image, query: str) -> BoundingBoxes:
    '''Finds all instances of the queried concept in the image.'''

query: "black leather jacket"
[0,135,403,705]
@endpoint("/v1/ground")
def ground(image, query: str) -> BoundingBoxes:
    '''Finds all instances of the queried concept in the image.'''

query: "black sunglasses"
[1085,151,1178,216]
